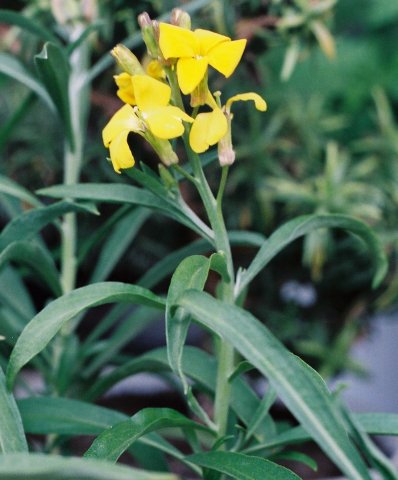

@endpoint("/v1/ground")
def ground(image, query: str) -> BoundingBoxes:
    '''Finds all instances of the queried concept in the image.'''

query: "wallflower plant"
[0,4,397,480]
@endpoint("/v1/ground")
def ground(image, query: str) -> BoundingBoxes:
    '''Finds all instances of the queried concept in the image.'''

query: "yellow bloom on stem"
[189,92,267,161]
[103,74,193,173]
[159,23,247,94]
[102,104,143,173]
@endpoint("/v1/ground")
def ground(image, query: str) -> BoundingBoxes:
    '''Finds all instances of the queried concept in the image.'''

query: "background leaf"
[6,282,165,389]
[0,367,27,453]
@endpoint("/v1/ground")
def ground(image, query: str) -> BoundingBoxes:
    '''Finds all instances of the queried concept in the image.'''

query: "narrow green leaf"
[0,367,27,453]
[0,453,177,480]
[0,53,54,110]
[37,184,213,241]
[85,407,212,462]
[90,208,150,283]
[272,451,318,472]
[34,42,73,148]
[0,10,60,44]
[0,174,42,208]
[178,291,371,480]
[244,387,277,443]
[0,200,97,252]
[188,451,301,480]
[0,266,36,321]
[0,241,61,296]
[356,413,398,436]
[166,255,211,393]
[6,282,165,389]
[84,347,274,442]
[138,231,265,289]
[237,214,388,294]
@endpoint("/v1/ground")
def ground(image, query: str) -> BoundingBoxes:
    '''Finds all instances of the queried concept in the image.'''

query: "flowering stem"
[166,66,235,437]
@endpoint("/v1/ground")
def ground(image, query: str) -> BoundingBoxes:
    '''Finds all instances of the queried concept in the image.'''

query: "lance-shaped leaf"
[0,453,177,480]
[188,451,300,480]
[0,9,60,44]
[6,282,165,389]
[236,214,388,295]
[177,291,372,480]
[85,408,212,462]
[35,42,74,148]
[0,241,61,296]
[0,367,27,453]
[0,200,97,252]
[0,174,42,208]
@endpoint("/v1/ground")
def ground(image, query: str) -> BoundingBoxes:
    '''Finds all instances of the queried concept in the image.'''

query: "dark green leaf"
[0,241,61,296]
[237,214,388,294]
[188,451,301,480]
[85,408,212,462]
[178,291,371,480]
[0,10,60,43]
[0,200,97,252]
[0,367,27,453]
[272,451,318,472]
[0,453,177,480]
[0,53,54,110]
[34,43,73,148]
[6,282,165,389]
[0,175,42,209]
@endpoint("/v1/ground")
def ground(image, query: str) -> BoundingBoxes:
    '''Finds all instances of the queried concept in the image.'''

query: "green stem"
[167,66,236,438]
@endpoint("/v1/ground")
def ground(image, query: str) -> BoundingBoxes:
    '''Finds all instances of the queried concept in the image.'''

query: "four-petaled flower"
[159,23,247,95]
[103,74,193,173]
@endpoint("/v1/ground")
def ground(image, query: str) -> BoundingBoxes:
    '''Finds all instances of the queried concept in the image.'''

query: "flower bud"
[145,132,179,166]
[111,44,145,76]
[159,164,178,190]
[218,112,235,166]
[138,12,161,58]
[171,8,191,29]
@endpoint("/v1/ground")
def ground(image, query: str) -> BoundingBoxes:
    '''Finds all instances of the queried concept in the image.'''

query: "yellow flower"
[159,23,247,95]
[103,75,193,172]
[189,92,267,160]
[102,104,143,173]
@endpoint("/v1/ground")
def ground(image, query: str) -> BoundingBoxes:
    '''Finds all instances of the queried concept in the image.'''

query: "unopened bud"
[138,12,161,58]
[159,164,178,189]
[145,132,179,166]
[171,8,191,29]
[218,113,235,166]
[111,44,144,75]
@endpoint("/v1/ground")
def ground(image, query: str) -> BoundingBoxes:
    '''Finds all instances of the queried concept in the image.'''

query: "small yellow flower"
[189,92,267,159]
[103,75,193,172]
[102,104,143,173]
[159,23,247,95]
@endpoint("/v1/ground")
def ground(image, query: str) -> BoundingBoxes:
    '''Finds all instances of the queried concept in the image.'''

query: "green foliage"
[0,1,397,480]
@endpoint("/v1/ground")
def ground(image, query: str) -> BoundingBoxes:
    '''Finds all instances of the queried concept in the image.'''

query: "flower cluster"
[103,10,267,173]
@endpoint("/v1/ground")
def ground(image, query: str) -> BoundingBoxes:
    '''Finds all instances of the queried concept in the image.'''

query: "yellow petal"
[116,88,136,105]
[207,38,246,77]
[146,59,166,80]
[189,108,227,153]
[132,75,171,110]
[102,104,141,147]
[194,28,230,55]
[159,23,198,59]
[108,130,135,173]
[177,57,208,94]
[226,92,267,112]
[145,106,193,139]
[114,73,136,104]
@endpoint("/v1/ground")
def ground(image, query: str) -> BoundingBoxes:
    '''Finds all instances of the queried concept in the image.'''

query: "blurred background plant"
[1,0,397,387]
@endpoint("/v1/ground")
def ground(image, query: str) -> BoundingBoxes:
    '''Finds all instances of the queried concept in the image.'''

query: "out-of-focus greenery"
[1,0,397,378]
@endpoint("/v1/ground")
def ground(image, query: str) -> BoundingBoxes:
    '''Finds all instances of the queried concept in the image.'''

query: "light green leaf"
[34,42,73,148]
[6,282,165,389]
[138,231,265,289]
[0,200,97,252]
[178,291,371,480]
[0,241,61,296]
[85,408,212,462]
[0,174,42,208]
[37,184,213,241]
[166,256,211,393]
[0,9,60,44]
[237,214,388,294]
[84,347,274,442]
[188,451,300,480]
[0,53,54,110]
[357,413,398,436]
[0,367,27,453]
[0,453,177,480]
